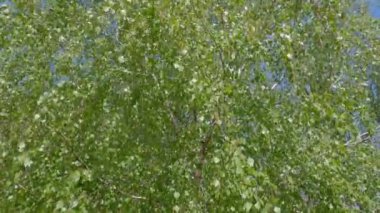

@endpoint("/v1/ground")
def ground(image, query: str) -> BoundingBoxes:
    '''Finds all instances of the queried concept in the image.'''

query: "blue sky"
[369,0,380,18]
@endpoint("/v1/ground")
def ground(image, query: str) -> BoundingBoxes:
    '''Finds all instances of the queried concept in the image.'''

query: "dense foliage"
[0,0,379,212]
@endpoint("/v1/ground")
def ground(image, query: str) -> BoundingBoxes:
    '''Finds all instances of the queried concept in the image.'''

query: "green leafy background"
[0,0,379,212]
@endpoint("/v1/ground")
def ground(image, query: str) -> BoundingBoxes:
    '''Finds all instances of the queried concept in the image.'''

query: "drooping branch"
[194,118,216,184]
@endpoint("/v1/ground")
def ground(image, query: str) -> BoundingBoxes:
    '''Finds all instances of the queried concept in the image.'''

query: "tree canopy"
[0,0,379,212]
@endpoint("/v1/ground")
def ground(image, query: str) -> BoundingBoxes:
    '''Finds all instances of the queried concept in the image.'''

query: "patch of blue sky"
[77,0,93,9]
[368,0,380,18]
[0,0,14,9]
